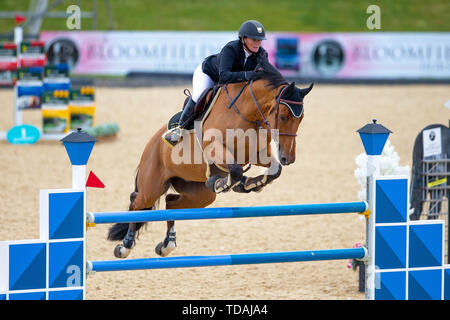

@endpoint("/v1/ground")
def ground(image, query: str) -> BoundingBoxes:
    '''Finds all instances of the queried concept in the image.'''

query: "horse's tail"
[107,167,154,241]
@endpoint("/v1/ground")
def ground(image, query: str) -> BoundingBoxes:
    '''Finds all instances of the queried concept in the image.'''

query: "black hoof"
[232,177,251,193]
[114,244,131,258]
[205,175,221,192]
[155,241,176,257]
[155,242,164,256]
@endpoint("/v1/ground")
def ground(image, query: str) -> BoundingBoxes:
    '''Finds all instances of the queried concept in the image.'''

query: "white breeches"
[192,63,215,103]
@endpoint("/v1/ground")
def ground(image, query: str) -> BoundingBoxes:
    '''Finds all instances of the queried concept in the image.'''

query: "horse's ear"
[284,82,296,95]
[299,83,314,97]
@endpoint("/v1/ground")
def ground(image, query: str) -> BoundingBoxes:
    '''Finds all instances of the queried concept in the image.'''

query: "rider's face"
[243,37,262,54]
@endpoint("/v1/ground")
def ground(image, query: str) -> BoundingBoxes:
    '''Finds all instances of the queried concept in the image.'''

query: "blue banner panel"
[48,289,83,300]
[409,269,442,300]
[409,224,443,268]
[49,241,84,288]
[9,243,46,291]
[444,268,450,300]
[9,291,46,300]
[375,225,407,269]
[374,271,406,300]
[49,192,84,239]
[375,179,407,223]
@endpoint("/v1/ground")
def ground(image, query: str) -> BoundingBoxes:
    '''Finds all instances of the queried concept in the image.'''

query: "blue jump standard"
[91,201,368,224]
[89,248,367,272]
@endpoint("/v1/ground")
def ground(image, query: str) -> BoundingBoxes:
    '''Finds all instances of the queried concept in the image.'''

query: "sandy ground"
[0,83,449,300]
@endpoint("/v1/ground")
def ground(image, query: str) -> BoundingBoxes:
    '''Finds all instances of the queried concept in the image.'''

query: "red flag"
[86,171,105,188]
[15,15,26,25]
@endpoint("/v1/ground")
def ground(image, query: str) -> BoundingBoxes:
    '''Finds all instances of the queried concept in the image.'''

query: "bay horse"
[107,59,313,258]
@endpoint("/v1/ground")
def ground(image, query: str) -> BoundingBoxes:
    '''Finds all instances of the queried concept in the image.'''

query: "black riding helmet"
[238,20,266,40]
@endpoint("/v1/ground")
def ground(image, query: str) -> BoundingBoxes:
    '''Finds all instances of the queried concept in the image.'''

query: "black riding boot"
[162,97,196,147]
[178,97,196,129]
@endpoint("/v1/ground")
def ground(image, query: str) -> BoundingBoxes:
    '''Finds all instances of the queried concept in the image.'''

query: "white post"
[366,155,381,177]
[13,85,22,126]
[73,162,86,296]
[14,26,23,45]
[364,154,381,300]
[72,165,86,190]
[14,26,23,127]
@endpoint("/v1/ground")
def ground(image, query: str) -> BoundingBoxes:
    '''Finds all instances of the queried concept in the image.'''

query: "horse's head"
[270,82,313,165]
[247,59,312,166]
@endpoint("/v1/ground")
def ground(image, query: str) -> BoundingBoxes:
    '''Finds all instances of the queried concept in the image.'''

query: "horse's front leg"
[113,222,137,258]
[203,140,243,193]
[155,220,176,257]
[206,163,243,193]
[233,161,282,193]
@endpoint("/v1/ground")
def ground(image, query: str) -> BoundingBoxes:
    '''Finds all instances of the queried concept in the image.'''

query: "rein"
[222,82,257,126]
[221,80,302,137]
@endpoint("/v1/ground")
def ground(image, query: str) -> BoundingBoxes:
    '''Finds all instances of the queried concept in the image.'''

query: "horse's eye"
[280,115,287,123]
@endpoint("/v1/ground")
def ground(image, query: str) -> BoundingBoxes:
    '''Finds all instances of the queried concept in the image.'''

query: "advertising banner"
[40,31,450,80]
[39,31,235,75]
[265,32,450,79]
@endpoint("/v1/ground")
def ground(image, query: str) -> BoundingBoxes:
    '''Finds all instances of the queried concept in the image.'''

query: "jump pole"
[88,201,368,224]
[88,248,367,272]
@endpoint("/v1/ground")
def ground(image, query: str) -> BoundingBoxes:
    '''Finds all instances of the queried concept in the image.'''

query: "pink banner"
[40,31,450,79]
[264,32,450,79]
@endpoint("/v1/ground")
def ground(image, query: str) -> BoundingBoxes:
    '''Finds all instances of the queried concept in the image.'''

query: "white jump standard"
[0,121,449,300]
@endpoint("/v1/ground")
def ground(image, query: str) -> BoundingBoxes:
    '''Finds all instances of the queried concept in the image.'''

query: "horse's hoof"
[206,175,241,193]
[253,185,264,193]
[155,241,176,257]
[232,176,250,193]
[114,244,131,258]
[232,182,251,193]
[155,242,163,256]
[205,175,221,193]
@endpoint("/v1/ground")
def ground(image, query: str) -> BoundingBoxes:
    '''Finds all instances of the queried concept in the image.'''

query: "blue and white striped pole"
[88,201,368,224]
[87,248,367,273]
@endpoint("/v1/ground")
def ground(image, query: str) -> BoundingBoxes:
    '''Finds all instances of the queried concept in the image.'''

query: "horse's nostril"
[281,156,288,165]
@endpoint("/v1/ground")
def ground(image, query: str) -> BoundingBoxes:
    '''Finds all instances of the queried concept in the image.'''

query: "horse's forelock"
[251,59,288,89]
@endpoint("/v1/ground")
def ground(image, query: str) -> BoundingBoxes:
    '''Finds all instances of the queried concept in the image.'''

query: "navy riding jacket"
[202,39,268,84]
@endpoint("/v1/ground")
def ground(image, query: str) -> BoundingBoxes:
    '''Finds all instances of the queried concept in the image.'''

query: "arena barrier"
[1,121,449,300]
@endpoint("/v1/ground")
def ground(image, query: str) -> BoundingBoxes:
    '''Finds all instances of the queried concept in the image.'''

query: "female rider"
[163,19,268,147]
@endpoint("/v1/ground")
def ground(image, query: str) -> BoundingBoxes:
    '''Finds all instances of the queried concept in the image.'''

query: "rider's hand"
[245,71,256,80]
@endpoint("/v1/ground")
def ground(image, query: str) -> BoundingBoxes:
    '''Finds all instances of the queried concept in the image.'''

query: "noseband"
[222,80,303,138]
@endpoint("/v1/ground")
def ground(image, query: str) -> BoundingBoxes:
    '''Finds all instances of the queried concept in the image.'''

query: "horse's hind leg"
[111,176,170,259]
[155,178,216,257]
[111,195,151,259]
[154,200,176,257]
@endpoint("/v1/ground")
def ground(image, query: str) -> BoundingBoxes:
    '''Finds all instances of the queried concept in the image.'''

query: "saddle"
[167,85,221,131]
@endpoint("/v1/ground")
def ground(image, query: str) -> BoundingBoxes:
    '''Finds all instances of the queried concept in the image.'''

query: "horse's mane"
[249,57,288,89]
